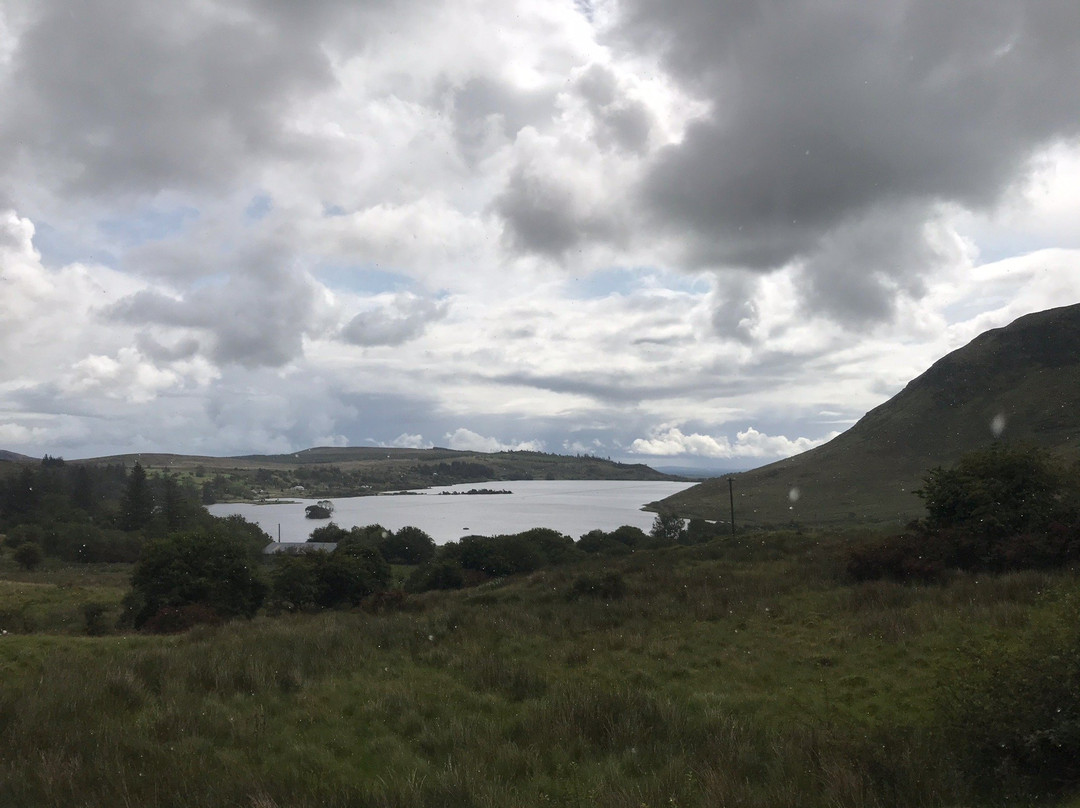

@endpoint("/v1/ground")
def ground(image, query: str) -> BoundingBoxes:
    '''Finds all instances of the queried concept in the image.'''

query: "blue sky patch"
[245,193,273,222]
[98,205,200,248]
[315,263,417,295]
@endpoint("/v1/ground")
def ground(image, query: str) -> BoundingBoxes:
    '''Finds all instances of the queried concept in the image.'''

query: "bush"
[269,554,320,611]
[940,593,1080,799]
[405,560,465,593]
[142,603,223,634]
[127,531,267,628]
[270,544,391,611]
[308,521,349,543]
[13,542,43,571]
[569,571,626,600]
[577,526,643,555]
[650,513,686,545]
[459,534,543,577]
[845,532,945,583]
[918,444,1068,538]
[510,527,581,565]
[379,525,436,565]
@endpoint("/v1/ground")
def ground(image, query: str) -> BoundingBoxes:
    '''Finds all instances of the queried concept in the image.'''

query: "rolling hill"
[655,303,1080,528]
[0,446,679,499]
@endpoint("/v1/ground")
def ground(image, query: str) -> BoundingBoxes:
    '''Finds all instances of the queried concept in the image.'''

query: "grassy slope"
[659,303,1080,527]
[2,538,1079,807]
[67,448,675,480]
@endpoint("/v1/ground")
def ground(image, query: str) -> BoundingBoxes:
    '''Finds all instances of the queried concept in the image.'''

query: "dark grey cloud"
[449,77,557,165]
[106,245,321,368]
[134,333,201,363]
[709,273,760,343]
[341,295,448,347]
[494,165,614,257]
[0,0,355,197]
[605,0,1080,321]
[576,64,655,153]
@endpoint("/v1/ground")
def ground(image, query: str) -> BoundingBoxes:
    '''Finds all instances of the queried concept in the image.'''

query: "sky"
[1,0,1079,469]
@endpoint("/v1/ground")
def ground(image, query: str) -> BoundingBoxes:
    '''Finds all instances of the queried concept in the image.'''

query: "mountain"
[62,448,679,500]
[655,303,1080,528]
[0,450,35,463]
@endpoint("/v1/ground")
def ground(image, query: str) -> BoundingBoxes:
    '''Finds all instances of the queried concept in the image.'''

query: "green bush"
[379,525,436,564]
[569,571,626,600]
[918,444,1068,538]
[459,534,544,577]
[270,544,391,611]
[13,542,43,571]
[126,531,267,628]
[405,560,465,593]
[940,593,1080,799]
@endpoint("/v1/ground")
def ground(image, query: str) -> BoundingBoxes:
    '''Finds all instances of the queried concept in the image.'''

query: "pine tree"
[121,461,155,530]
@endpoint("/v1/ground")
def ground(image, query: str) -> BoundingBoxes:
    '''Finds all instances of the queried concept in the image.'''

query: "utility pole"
[728,477,735,535]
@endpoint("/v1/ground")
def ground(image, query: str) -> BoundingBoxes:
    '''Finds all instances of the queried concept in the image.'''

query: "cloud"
[388,433,434,449]
[106,243,328,368]
[609,0,1080,319]
[630,425,836,459]
[0,0,348,197]
[61,348,180,404]
[444,427,544,453]
[341,293,448,347]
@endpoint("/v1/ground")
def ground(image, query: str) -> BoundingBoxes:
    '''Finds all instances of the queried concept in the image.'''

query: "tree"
[917,444,1066,538]
[308,522,350,543]
[120,461,155,530]
[305,502,333,519]
[650,513,686,545]
[379,525,436,564]
[13,542,43,571]
[127,531,267,628]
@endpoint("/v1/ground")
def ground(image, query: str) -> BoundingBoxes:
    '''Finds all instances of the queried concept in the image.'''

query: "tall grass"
[0,536,1076,806]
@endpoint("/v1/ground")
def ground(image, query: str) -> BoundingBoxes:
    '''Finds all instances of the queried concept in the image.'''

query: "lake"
[207,479,698,544]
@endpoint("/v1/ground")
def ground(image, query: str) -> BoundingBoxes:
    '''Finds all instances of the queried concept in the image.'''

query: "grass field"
[1,533,1078,807]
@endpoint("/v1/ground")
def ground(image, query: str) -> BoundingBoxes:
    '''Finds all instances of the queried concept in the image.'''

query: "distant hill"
[0,450,34,463]
[655,303,1080,528]
[75,448,674,479]
[60,447,679,500]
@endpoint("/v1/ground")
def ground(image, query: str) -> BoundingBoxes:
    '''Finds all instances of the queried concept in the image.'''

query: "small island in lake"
[438,488,512,496]
[304,499,335,519]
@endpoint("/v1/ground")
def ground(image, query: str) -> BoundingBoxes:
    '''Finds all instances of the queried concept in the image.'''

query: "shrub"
[459,534,543,577]
[940,594,1080,799]
[313,545,390,608]
[270,554,321,611]
[379,525,436,564]
[405,560,465,593]
[918,444,1068,538]
[577,531,631,556]
[308,521,349,543]
[13,542,43,571]
[142,603,223,634]
[271,544,391,611]
[650,513,686,545]
[510,527,581,565]
[569,571,626,600]
[845,532,945,583]
[82,602,113,636]
[127,531,267,628]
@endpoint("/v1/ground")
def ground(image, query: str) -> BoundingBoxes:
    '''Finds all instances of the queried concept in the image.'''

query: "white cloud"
[444,428,544,453]
[388,433,434,449]
[630,425,836,460]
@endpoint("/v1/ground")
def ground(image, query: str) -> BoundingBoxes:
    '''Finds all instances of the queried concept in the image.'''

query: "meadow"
[2,531,1078,807]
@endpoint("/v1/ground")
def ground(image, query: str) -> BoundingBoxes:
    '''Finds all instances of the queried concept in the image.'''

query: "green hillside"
[29,448,678,501]
[657,303,1080,528]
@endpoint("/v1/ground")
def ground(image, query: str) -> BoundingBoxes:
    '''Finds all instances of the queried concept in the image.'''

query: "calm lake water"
[207,480,697,544]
